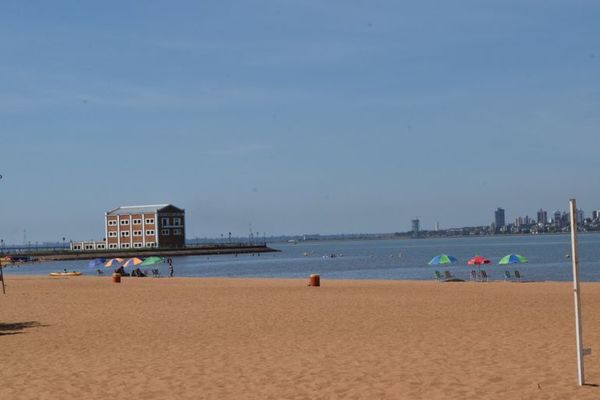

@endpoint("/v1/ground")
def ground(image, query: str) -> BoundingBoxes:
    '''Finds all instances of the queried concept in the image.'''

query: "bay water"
[4,233,600,282]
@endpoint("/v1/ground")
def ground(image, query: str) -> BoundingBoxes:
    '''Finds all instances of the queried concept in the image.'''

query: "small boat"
[50,271,83,277]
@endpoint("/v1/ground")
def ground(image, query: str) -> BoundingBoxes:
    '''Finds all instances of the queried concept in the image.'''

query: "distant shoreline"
[274,231,588,244]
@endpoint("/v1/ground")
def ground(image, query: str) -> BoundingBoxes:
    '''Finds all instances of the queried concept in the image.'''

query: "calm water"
[4,233,600,281]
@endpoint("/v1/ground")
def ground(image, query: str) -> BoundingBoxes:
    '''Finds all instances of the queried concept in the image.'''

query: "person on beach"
[168,259,174,277]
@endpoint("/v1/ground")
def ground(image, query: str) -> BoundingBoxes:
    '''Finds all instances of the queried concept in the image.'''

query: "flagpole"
[569,199,585,385]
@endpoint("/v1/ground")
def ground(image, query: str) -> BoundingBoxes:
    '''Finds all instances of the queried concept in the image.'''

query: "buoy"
[309,274,320,287]
[112,273,121,283]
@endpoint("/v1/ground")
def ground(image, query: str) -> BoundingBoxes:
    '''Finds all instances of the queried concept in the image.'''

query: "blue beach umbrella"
[499,254,528,265]
[88,258,106,268]
[428,254,458,265]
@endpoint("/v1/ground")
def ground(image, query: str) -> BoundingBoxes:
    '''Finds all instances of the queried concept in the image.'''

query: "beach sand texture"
[1,276,599,399]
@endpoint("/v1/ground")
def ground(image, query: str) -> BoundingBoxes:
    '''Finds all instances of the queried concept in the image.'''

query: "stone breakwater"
[9,244,279,262]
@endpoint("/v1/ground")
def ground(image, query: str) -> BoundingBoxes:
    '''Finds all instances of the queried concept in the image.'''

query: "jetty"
[1,243,279,262]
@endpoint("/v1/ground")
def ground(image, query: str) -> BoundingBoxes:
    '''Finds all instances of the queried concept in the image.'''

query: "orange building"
[105,204,185,250]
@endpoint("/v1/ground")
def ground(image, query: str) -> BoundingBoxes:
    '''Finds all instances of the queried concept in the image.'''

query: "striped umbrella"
[104,258,124,268]
[123,257,144,267]
[499,254,528,265]
[428,254,458,265]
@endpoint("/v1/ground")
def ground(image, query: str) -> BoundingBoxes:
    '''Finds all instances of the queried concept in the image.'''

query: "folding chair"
[480,270,489,282]
[514,270,522,282]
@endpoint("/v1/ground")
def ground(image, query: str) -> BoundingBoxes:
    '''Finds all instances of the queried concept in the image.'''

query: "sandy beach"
[1,276,599,399]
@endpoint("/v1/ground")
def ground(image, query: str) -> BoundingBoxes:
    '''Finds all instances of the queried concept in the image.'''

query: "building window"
[109,244,117,249]
[146,230,155,236]
[161,229,170,235]
[121,243,130,248]
[108,220,117,226]
[173,228,182,235]
[132,219,142,225]
[133,242,143,248]
[173,218,182,226]
[85,244,94,250]
[120,220,130,225]
[133,230,142,237]
[146,242,156,248]
[121,231,130,237]
[97,244,106,249]
[73,245,82,250]
[108,232,117,237]
[161,217,169,226]
[145,218,155,224]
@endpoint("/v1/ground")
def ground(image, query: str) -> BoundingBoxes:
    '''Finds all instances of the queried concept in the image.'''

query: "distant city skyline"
[1,1,600,242]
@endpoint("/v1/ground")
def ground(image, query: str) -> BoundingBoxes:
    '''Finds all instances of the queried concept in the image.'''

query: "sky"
[1,1,599,243]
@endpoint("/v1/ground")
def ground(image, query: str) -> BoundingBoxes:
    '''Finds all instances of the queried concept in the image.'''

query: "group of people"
[112,259,174,277]
[106,258,175,278]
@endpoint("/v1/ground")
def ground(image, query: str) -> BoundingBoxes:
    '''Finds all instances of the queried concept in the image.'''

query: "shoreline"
[0,274,582,284]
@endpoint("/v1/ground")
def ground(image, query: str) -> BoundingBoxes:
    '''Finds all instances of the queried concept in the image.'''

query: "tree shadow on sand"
[0,321,46,336]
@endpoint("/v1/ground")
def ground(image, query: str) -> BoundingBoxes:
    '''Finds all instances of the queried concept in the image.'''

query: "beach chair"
[96,269,104,275]
[444,271,455,280]
[504,270,512,281]
[514,270,522,282]
[434,270,443,281]
[480,270,489,282]
[470,270,477,281]
[151,269,162,278]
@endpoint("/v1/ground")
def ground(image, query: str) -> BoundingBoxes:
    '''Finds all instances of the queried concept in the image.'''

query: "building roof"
[106,204,182,216]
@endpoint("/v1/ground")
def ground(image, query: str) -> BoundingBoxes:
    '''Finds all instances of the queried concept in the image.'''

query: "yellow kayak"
[50,271,83,277]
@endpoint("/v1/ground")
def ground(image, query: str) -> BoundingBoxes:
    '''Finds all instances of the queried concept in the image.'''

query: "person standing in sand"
[168,258,174,277]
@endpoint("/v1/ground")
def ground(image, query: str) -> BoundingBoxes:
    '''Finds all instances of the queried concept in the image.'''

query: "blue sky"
[1,1,599,243]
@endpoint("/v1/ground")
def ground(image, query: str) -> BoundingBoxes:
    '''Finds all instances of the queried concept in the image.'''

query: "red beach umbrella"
[467,256,491,265]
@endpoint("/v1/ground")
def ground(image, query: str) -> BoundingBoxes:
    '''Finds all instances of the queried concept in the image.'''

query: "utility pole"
[0,174,5,294]
[569,199,591,385]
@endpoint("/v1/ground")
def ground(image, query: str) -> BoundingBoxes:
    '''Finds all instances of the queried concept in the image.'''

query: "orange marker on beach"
[112,273,121,283]
[309,274,320,287]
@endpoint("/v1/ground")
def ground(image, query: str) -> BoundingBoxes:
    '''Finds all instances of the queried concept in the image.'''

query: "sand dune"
[1,276,599,399]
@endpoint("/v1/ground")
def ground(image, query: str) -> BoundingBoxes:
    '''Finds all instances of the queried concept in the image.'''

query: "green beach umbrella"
[499,254,528,265]
[140,256,165,266]
[428,254,458,265]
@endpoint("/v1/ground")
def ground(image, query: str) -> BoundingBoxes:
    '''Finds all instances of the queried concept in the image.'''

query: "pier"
[0,243,279,262]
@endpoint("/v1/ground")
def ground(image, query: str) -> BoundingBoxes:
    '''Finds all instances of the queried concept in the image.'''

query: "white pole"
[569,199,585,386]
